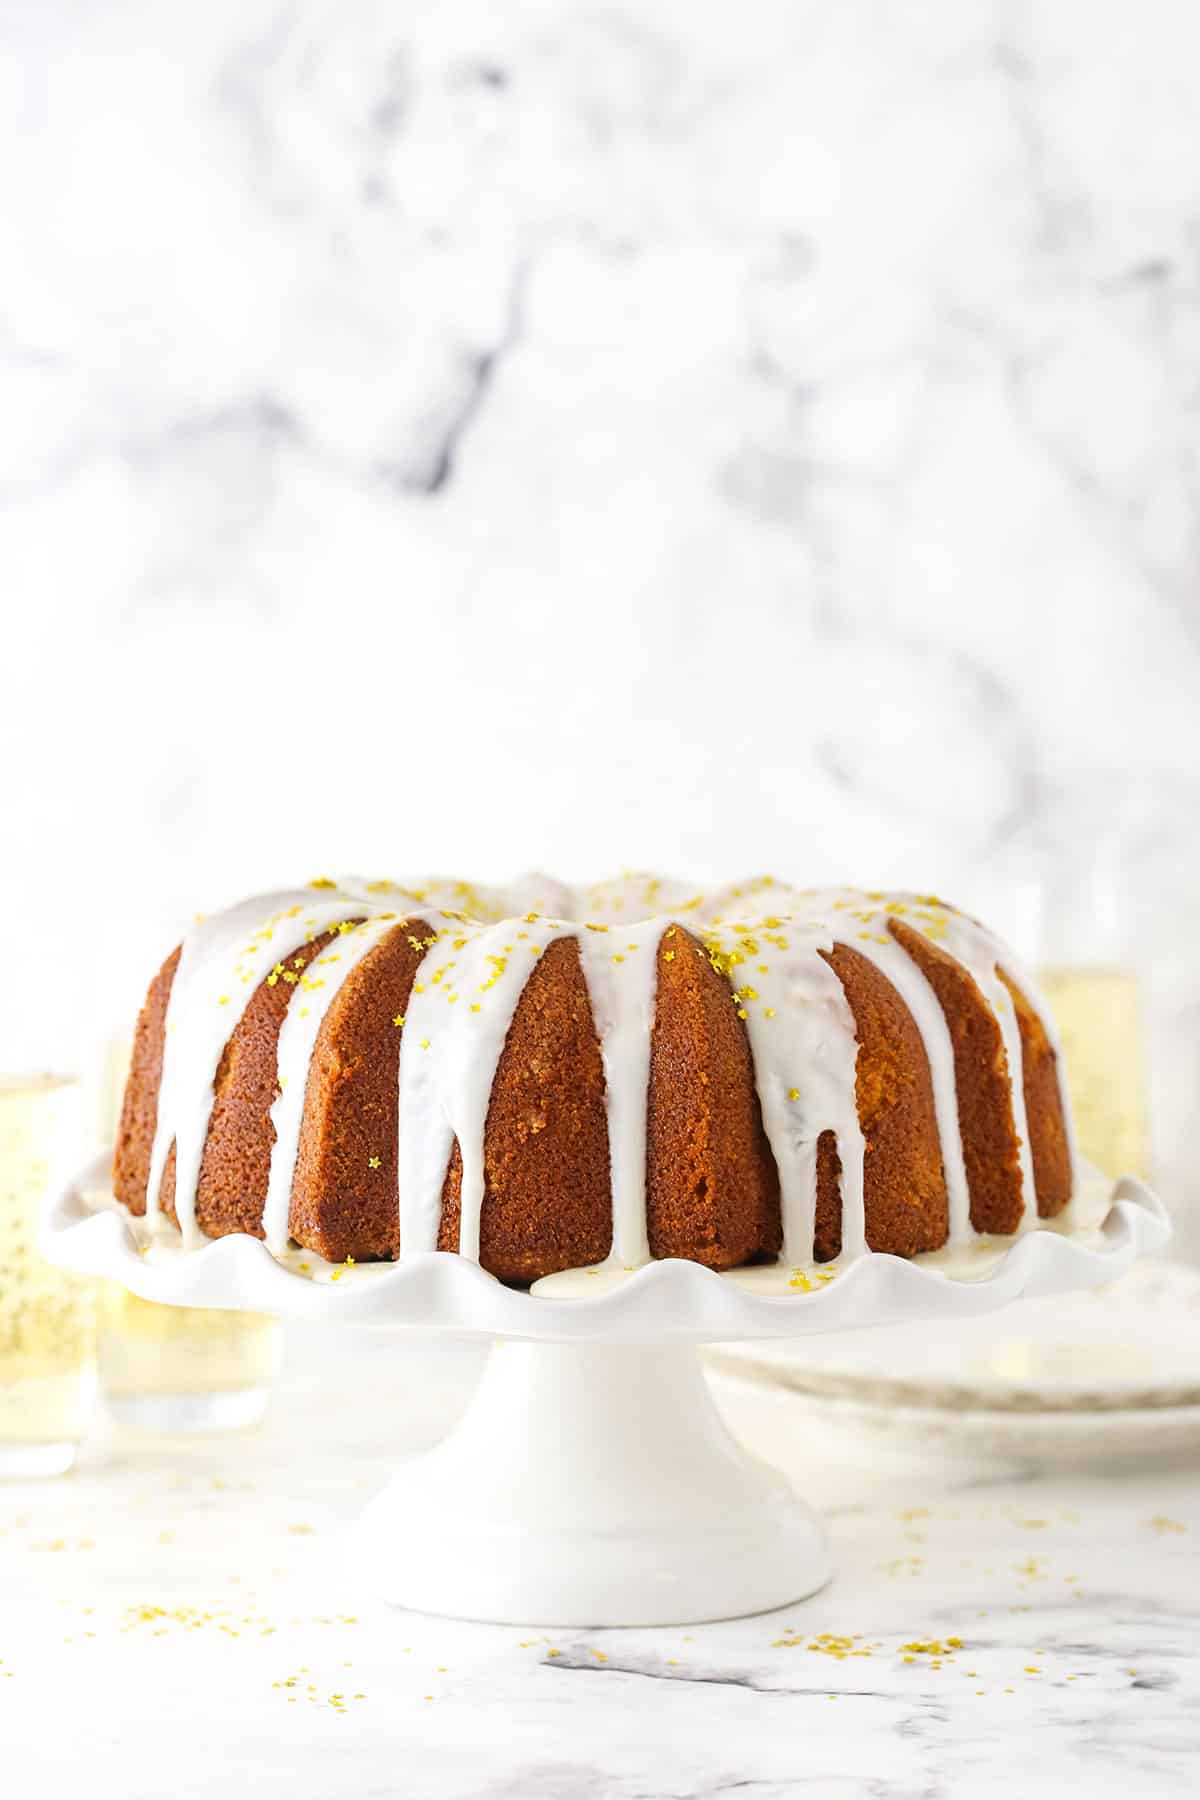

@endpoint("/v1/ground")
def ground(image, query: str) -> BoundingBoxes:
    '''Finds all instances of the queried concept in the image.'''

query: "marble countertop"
[2,1331,1197,1797]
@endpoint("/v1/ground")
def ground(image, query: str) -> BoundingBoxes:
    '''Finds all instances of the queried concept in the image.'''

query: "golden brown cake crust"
[645,926,782,1268]
[998,968,1072,1217]
[889,917,1025,1235]
[288,921,431,1264]
[818,943,949,1260]
[813,1130,842,1264]
[438,935,613,1283]
[178,929,346,1239]
[112,945,180,1217]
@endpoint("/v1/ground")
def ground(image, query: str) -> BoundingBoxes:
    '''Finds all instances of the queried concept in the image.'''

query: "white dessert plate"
[706,1362,1200,1474]
[705,1256,1200,1413]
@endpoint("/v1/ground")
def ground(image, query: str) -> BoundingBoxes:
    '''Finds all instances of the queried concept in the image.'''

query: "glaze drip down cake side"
[112,875,1077,1285]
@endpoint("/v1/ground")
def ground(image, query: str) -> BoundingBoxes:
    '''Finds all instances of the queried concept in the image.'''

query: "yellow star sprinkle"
[788,1087,801,1101]
[392,1014,405,1027]
[367,1156,381,1170]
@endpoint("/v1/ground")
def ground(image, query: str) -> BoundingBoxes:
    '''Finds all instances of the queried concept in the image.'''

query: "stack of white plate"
[706,1259,1200,1472]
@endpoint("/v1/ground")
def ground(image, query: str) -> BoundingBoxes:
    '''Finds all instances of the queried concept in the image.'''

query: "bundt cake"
[112,875,1077,1283]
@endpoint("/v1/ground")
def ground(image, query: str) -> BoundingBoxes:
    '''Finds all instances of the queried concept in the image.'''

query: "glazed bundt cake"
[112,875,1076,1283]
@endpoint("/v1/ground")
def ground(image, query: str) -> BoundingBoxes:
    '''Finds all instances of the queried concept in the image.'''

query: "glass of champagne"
[96,1033,283,1432]
[980,780,1157,1188]
[1036,963,1149,1181]
[98,1287,283,1432]
[0,1075,96,1476]
[1033,851,1150,1183]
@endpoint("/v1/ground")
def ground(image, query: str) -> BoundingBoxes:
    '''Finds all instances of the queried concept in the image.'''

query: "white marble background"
[2,1,1198,1126]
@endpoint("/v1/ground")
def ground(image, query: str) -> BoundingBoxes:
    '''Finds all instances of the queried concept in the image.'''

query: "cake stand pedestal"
[357,1338,829,1624]
[43,1157,1169,1626]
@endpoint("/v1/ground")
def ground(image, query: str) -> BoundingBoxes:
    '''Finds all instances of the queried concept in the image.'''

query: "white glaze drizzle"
[146,890,362,1249]
[932,906,1039,1233]
[572,927,660,1267]
[992,945,1082,1207]
[844,921,973,1246]
[698,911,866,1263]
[263,913,401,1254]
[136,875,1075,1269]
[402,916,569,1262]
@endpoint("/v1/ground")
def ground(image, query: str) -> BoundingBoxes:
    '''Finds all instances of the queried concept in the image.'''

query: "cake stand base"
[354,1339,831,1626]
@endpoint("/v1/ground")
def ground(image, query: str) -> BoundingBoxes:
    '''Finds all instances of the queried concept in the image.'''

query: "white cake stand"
[43,1154,1169,1627]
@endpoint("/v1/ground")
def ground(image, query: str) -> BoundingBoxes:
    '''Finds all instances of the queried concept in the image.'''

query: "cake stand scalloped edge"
[40,1157,1170,1626]
[43,1154,1169,1343]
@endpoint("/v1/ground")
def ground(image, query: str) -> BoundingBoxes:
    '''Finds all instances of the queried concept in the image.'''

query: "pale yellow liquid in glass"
[0,1077,95,1452]
[1037,966,1149,1179]
[99,1287,280,1400]
[97,1036,281,1409]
